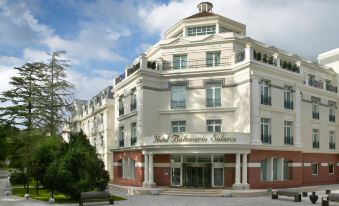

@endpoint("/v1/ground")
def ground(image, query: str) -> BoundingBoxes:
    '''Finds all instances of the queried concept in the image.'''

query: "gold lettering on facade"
[153,134,236,144]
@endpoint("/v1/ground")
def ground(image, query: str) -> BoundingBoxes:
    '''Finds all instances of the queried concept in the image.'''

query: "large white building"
[69,2,339,189]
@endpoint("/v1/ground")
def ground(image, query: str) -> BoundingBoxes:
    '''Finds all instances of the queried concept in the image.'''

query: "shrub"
[10,172,28,185]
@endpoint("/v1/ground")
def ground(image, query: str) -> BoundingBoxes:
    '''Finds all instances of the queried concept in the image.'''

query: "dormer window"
[187,25,216,36]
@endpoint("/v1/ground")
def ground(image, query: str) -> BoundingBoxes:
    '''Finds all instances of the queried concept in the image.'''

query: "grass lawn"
[12,187,126,203]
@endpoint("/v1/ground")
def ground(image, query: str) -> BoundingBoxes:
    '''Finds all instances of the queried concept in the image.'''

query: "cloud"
[140,0,339,59]
[68,71,113,100]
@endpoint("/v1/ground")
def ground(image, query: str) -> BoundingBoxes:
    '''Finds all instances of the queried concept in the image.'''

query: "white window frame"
[311,163,318,175]
[206,83,221,107]
[206,52,221,67]
[173,55,187,69]
[207,119,222,132]
[171,120,186,133]
[284,121,293,144]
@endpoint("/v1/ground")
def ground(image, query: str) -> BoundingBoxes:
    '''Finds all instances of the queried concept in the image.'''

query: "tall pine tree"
[0,62,46,130]
[38,51,74,136]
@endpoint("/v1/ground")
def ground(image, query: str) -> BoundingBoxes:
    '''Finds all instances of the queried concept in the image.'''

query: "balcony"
[119,107,124,116]
[312,112,319,119]
[308,79,323,89]
[119,139,124,147]
[284,136,294,145]
[206,98,221,107]
[171,100,186,109]
[329,142,336,150]
[261,95,271,106]
[253,50,300,74]
[261,134,272,144]
[131,101,137,111]
[312,141,319,149]
[115,73,125,85]
[329,115,336,122]
[131,137,137,146]
[326,84,337,93]
[163,57,232,70]
[284,101,293,110]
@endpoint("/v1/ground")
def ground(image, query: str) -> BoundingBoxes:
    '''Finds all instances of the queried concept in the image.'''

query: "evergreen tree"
[0,62,46,129]
[38,51,74,136]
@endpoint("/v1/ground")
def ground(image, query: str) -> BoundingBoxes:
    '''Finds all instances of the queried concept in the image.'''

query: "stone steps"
[160,189,223,197]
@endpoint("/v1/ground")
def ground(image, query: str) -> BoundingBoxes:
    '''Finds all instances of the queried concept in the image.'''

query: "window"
[261,159,268,181]
[311,163,318,175]
[171,120,186,133]
[206,83,221,107]
[330,131,336,150]
[283,160,289,180]
[173,55,187,69]
[312,99,320,119]
[171,85,186,109]
[308,74,316,86]
[329,104,336,122]
[122,158,135,179]
[329,163,335,174]
[284,87,293,109]
[100,134,104,147]
[312,129,319,149]
[131,122,137,146]
[261,158,289,181]
[261,118,271,144]
[187,25,216,36]
[206,52,220,67]
[272,157,278,181]
[130,89,137,111]
[119,97,124,116]
[100,113,104,124]
[207,119,222,132]
[119,126,124,147]
[260,80,271,105]
[284,121,293,145]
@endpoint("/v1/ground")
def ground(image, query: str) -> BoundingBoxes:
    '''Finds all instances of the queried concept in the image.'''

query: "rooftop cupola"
[197,2,213,13]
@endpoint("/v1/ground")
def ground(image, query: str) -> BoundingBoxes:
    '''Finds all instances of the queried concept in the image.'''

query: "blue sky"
[1,0,339,100]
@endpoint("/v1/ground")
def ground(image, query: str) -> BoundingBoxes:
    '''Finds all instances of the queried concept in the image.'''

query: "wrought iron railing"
[163,57,232,70]
[329,142,336,150]
[206,98,221,107]
[284,136,294,145]
[284,101,293,110]
[312,141,319,149]
[171,100,186,109]
[131,137,137,146]
[326,84,338,93]
[261,95,271,106]
[329,115,336,122]
[119,139,124,147]
[261,134,272,144]
[312,112,319,119]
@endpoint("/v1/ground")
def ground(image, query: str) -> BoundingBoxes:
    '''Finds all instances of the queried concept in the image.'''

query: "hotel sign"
[154,134,236,144]
[143,133,250,145]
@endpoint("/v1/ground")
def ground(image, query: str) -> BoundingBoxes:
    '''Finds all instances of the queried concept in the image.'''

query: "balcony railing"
[119,139,124,147]
[308,79,323,89]
[235,51,245,63]
[279,60,300,73]
[119,107,124,116]
[284,136,294,145]
[206,98,221,107]
[171,100,186,109]
[312,141,319,149]
[163,57,232,70]
[326,84,338,93]
[131,137,137,146]
[131,101,137,111]
[261,134,272,144]
[329,115,336,122]
[261,95,271,106]
[127,62,140,76]
[284,101,293,110]
[312,112,319,119]
[115,73,125,85]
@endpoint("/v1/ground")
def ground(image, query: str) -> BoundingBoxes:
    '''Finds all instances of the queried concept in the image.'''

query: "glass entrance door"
[182,163,211,187]
[171,167,181,186]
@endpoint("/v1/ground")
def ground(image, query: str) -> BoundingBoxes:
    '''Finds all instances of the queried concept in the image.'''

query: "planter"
[309,192,318,204]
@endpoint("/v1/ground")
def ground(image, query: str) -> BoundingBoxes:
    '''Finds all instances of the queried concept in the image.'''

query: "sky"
[1,0,339,100]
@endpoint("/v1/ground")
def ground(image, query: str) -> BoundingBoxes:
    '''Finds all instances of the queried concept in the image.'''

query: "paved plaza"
[2,177,339,206]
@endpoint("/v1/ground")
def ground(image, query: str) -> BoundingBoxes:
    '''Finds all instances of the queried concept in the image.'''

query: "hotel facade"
[68,2,339,190]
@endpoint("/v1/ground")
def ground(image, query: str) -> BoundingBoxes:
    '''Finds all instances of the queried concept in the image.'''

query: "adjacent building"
[68,2,339,189]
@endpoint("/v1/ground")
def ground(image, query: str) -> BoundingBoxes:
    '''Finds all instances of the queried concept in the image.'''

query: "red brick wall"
[154,154,170,186]
[112,150,144,186]
[303,153,338,186]
[248,150,303,189]
[249,150,339,189]
[224,154,235,188]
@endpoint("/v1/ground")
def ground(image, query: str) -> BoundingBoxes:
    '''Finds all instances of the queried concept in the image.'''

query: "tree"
[29,136,64,195]
[0,123,18,164]
[0,62,46,129]
[44,131,109,199]
[38,51,74,136]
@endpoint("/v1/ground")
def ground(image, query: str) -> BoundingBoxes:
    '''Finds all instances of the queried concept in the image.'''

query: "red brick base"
[112,150,339,189]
